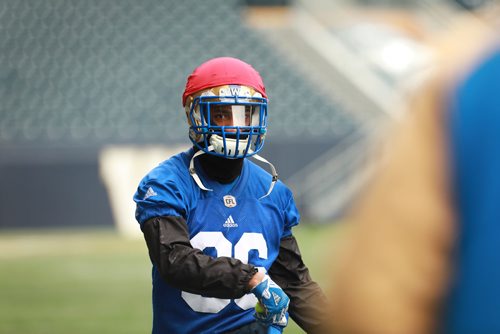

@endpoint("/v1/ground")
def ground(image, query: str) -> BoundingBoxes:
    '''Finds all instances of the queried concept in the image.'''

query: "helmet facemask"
[186,85,268,159]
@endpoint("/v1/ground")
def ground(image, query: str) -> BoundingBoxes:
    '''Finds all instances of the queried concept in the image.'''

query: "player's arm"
[141,215,260,299]
[268,235,328,334]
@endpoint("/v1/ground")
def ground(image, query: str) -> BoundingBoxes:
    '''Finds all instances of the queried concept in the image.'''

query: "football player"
[134,57,327,334]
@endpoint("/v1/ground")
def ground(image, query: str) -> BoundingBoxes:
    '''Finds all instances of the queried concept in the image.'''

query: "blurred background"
[0,0,497,333]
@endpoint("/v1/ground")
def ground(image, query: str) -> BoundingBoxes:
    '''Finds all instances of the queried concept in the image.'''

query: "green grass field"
[0,223,341,334]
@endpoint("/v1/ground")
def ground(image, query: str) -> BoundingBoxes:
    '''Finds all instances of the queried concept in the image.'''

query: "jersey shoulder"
[244,159,297,224]
[134,148,196,224]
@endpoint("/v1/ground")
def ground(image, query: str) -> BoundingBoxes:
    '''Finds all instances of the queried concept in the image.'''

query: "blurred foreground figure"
[328,17,500,334]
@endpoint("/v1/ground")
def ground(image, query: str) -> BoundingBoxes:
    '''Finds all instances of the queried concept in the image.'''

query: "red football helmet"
[183,57,268,159]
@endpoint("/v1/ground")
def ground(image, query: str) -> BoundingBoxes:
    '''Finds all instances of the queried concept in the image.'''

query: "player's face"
[210,105,251,132]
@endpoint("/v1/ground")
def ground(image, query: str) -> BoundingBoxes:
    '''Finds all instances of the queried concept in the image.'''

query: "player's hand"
[251,275,289,326]
[255,302,288,333]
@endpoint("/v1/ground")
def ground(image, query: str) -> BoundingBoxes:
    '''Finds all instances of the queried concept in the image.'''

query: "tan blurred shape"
[327,14,496,334]
[99,144,189,238]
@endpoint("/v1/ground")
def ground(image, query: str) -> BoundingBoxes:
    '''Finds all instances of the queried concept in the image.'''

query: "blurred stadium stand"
[0,0,483,229]
[0,0,359,229]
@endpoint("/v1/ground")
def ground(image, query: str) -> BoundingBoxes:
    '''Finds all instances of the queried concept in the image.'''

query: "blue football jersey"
[445,47,500,333]
[134,148,299,334]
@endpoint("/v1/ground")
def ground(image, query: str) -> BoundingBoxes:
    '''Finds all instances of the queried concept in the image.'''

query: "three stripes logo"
[223,215,238,228]
[143,187,158,200]
[272,292,281,306]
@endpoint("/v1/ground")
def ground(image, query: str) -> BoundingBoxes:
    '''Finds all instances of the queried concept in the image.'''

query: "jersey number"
[181,231,267,313]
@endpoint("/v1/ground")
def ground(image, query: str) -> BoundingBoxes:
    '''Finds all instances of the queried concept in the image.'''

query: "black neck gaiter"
[195,147,244,184]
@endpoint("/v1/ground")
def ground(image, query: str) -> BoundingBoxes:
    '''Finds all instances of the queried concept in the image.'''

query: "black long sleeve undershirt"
[141,216,257,299]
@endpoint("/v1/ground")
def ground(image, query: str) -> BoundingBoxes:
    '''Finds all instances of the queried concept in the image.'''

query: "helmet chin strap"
[189,147,214,192]
[189,146,278,199]
[252,153,278,200]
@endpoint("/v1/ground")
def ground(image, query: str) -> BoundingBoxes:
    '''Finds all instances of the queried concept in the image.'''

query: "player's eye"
[210,108,232,124]
[213,110,229,118]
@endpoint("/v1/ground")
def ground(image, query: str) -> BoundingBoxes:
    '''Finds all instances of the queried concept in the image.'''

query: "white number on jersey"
[181,231,267,313]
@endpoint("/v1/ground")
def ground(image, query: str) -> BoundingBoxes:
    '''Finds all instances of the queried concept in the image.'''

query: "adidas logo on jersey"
[223,215,238,228]
[143,187,157,200]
